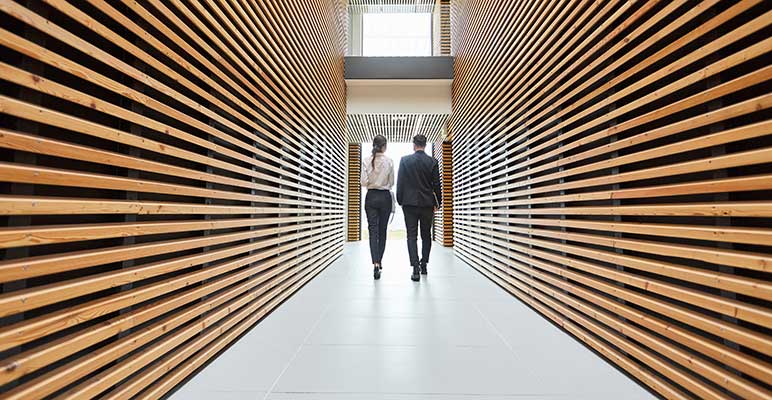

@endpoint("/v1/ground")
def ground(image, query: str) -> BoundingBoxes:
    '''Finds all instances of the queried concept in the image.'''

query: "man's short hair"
[413,134,427,148]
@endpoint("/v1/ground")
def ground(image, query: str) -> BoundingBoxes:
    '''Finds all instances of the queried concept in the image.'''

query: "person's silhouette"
[361,135,395,280]
[396,134,442,282]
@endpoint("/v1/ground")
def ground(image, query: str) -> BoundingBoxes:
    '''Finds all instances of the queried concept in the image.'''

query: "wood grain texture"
[348,143,362,241]
[439,0,451,56]
[433,140,452,246]
[0,0,346,398]
[450,1,772,399]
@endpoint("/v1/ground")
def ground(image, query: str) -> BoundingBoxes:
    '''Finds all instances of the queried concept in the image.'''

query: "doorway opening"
[360,141,433,240]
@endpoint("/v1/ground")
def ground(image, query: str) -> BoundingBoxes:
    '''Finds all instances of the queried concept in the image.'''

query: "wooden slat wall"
[0,0,346,398]
[348,143,362,241]
[450,1,772,399]
[433,140,452,246]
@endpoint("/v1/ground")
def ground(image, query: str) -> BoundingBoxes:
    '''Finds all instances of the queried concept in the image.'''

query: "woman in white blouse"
[361,135,395,280]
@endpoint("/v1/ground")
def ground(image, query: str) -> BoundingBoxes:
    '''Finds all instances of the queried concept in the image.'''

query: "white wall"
[347,13,363,56]
[347,80,452,114]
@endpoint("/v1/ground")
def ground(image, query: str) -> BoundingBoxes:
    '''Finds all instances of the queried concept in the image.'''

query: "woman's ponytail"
[371,135,387,168]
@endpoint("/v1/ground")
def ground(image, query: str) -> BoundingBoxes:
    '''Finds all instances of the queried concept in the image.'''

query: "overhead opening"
[362,13,432,57]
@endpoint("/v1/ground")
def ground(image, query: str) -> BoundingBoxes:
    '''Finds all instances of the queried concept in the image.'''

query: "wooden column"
[433,140,453,247]
[439,0,451,56]
[348,143,362,241]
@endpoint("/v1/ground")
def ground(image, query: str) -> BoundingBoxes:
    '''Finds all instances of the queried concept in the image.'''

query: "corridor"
[171,242,654,400]
[0,1,769,398]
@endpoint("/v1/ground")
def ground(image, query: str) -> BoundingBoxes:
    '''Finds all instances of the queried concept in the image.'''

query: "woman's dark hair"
[371,135,387,168]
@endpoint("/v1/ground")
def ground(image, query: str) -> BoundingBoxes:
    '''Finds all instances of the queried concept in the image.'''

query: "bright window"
[362,13,432,56]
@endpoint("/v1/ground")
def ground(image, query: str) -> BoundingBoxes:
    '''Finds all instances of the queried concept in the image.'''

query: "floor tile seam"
[471,303,519,357]
[262,283,339,399]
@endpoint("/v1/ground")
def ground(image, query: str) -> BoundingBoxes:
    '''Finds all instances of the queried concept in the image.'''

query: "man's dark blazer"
[396,150,442,208]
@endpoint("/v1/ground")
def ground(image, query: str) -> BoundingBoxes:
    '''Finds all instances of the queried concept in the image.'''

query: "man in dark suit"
[396,134,442,282]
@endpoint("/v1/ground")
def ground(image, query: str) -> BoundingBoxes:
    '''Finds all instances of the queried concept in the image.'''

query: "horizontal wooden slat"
[0,215,340,249]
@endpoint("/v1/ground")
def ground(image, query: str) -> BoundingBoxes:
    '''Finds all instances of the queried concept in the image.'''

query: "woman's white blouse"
[361,153,394,190]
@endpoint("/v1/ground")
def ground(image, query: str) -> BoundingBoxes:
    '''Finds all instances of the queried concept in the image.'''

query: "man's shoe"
[420,262,428,275]
[374,265,381,280]
[411,265,420,282]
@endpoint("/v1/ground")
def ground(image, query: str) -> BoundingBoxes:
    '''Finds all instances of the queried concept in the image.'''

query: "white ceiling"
[347,113,449,143]
[347,80,451,115]
[348,0,437,14]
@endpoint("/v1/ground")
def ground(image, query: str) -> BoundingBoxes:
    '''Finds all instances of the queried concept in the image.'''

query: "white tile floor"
[170,241,655,400]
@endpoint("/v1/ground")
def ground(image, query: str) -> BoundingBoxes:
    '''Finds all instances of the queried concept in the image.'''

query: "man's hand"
[433,206,438,213]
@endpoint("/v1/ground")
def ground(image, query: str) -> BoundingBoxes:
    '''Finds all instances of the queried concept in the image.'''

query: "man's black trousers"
[403,205,433,266]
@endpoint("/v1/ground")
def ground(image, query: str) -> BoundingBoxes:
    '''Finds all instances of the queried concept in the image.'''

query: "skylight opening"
[362,13,432,57]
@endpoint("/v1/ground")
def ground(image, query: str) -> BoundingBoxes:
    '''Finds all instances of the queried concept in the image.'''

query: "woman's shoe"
[374,265,381,280]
